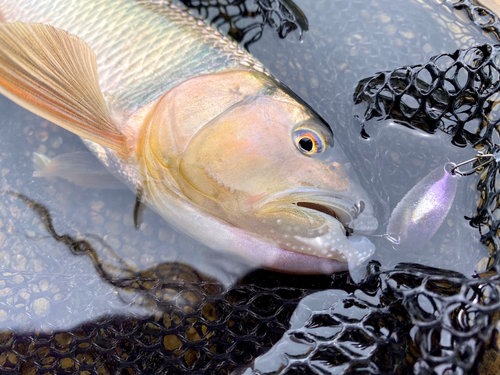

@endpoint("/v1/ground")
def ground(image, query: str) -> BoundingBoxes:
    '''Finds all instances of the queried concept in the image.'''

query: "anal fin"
[0,22,128,155]
[33,151,126,190]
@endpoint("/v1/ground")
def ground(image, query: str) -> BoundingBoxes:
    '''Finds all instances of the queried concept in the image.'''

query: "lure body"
[387,165,458,248]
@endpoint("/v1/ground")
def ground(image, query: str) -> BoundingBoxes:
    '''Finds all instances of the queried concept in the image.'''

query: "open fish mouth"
[295,200,357,235]
[253,189,378,268]
[258,188,378,236]
[289,194,377,267]
[292,193,377,235]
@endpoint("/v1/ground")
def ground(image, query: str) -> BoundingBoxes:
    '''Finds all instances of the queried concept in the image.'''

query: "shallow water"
[0,0,495,372]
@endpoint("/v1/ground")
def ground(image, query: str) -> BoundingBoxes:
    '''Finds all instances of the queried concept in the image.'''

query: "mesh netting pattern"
[0,282,312,374]
[453,0,500,41]
[353,43,500,148]
[344,2,500,372]
[2,1,500,375]
[244,263,500,375]
[353,42,500,266]
[179,0,307,48]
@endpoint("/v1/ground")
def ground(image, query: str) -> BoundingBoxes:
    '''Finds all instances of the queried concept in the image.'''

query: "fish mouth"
[254,189,378,267]
[257,188,377,235]
[256,188,378,237]
[290,194,378,267]
[294,201,355,235]
[294,195,378,235]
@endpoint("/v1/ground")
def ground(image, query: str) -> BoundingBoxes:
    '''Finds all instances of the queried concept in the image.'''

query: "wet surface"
[248,0,488,280]
[0,0,497,374]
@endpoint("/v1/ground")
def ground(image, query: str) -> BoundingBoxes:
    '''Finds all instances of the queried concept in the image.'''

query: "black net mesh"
[454,0,500,41]
[244,263,500,375]
[353,44,500,148]
[344,1,500,373]
[353,45,500,268]
[0,283,309,375]
[178,0,307,49]
[0,196,341,374]
[2,1,500,375]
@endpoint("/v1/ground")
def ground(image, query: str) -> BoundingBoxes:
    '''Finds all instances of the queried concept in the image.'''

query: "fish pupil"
[299,137,313,152]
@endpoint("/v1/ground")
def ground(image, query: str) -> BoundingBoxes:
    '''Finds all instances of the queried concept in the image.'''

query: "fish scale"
[0,0,378,273]
[0,0,260,115]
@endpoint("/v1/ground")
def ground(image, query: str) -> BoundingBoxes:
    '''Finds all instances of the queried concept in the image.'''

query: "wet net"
[353,31,500,267]
[178,0,308,49]
[347,1,500,373]
[2,1,500,375]
[243,262,500,375]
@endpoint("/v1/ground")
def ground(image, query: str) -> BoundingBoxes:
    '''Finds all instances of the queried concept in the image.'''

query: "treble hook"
[450,151,497,176]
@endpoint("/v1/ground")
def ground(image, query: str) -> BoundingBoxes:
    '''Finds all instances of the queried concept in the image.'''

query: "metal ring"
[450,154,495,176]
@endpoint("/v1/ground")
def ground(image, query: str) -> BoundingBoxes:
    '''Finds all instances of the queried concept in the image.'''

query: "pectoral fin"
[0,22,128,155]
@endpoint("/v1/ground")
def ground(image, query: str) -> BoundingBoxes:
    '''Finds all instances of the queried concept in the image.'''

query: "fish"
[0,0,378,274]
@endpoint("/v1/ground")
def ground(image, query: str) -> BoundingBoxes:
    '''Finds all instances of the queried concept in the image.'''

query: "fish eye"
[293,125,327,155]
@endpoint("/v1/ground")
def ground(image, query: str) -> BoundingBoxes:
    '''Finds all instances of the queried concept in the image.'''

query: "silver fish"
[0,0,378,273]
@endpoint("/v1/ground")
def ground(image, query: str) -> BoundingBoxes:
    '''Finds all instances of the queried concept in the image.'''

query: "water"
[0,0,495,373]
[247,0,489,280]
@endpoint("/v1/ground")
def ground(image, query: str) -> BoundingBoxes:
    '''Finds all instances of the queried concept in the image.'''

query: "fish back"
[0,0,264,116]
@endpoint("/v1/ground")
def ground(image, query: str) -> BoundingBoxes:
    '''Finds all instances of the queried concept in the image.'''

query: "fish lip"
[256,188,362,231]
[294,200,355,232]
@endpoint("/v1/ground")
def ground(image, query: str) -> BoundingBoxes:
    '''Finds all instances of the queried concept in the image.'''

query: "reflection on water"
[0,0,496,373]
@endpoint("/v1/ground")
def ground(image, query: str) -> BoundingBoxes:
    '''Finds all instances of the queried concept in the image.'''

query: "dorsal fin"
[0,22,128,154]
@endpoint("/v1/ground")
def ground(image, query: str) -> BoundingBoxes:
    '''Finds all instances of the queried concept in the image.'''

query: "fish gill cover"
[0,0,500,375]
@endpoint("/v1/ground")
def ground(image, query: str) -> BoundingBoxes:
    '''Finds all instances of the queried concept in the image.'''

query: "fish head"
[143,70,378,271]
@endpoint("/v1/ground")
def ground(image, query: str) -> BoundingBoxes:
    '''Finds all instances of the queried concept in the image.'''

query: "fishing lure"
[386,151,497,249]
